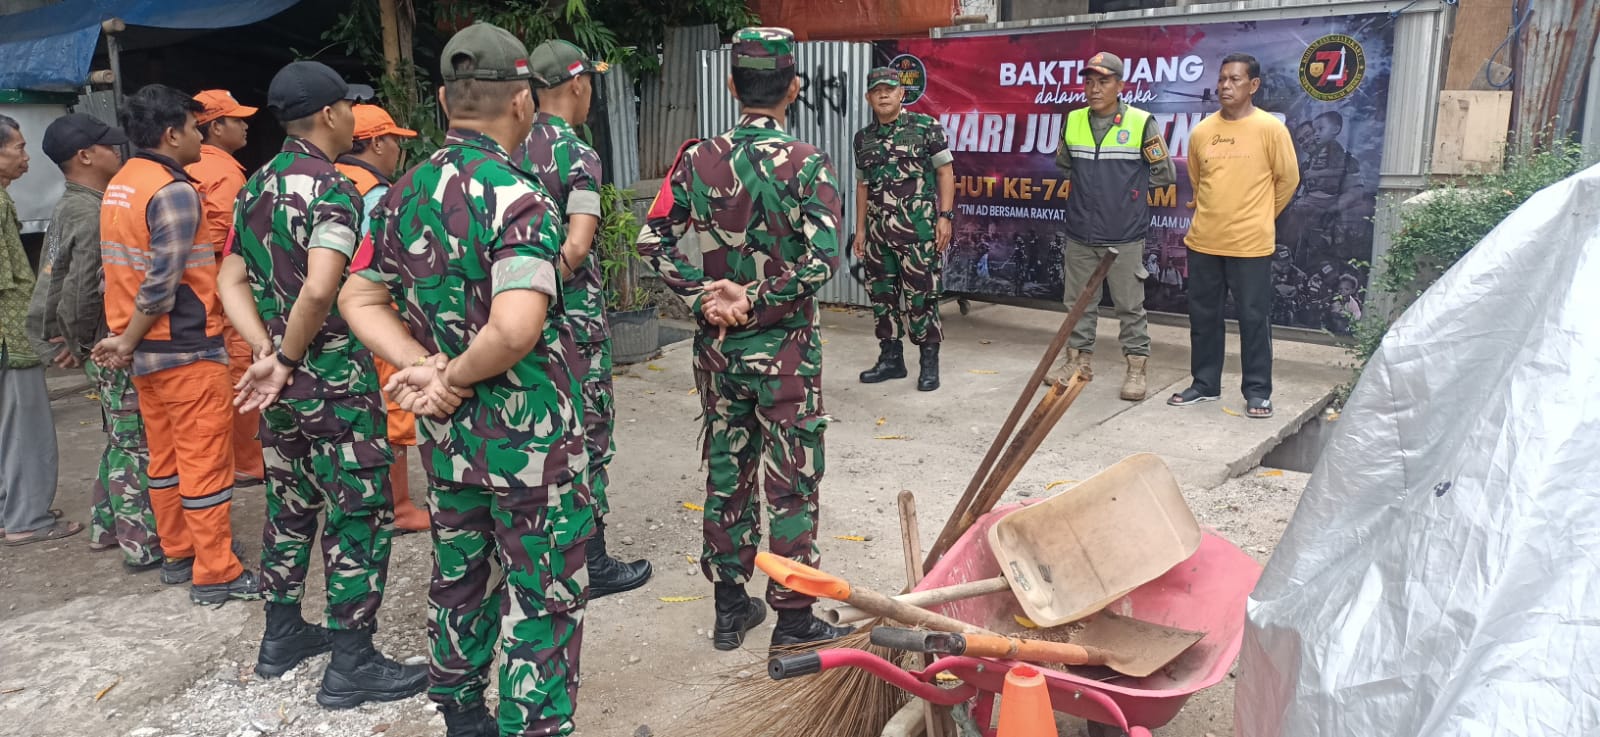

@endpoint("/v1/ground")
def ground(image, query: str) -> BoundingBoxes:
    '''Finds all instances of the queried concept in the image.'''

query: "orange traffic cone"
[996,665,1054,736]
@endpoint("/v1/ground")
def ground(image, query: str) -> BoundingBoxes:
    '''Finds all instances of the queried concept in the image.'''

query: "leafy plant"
[595,182,646,311]
[1337,139,1592,403]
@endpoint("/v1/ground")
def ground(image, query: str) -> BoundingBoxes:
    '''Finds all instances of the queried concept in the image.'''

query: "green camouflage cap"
[529,40,610,87]
[732,27,796,70]
[867,67,901,91]
[441,22,535,82]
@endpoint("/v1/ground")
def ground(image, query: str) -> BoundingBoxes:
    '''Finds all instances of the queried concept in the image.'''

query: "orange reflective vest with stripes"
[101,155,226,351]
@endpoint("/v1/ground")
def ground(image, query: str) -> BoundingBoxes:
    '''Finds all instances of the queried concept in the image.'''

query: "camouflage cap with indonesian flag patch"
[732,27,796,70]
[441,22,537,82]
[528,40,610,87]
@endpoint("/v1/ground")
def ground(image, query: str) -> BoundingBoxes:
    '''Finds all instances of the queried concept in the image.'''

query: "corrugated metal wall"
[601,65,640,191]
[698,40,876,307]
[640,24,720,180]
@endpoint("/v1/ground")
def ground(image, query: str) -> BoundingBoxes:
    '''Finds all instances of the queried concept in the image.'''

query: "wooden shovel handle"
[925,249,1117,574]
[958,633,1110,667]
[843,587,996,636]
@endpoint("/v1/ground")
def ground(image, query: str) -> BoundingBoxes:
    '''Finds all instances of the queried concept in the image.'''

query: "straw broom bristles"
[671,622,910,737]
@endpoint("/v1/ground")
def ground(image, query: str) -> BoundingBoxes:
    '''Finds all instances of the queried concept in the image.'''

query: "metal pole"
[101,18,126,108]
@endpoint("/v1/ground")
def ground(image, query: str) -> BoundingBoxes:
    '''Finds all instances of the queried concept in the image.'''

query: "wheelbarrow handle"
[768,649,979,707]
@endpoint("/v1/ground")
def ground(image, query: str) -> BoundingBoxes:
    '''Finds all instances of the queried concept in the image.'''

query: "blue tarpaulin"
[0,0,304,91]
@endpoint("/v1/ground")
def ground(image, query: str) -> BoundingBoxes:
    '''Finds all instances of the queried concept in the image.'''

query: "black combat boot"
[858,340,907,383]
[442,702,499,737]
[256,601,334,678]
[316,627,428,709]
[769,607,855,654]
[586,520,653,598]
[916,343,941,392]
[712,582,767,651]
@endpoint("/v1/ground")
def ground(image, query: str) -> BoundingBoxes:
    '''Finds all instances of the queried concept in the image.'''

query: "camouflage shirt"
[853,112,953,245]
[515,112,607,344]
[233,137,375,399]
[637,113,842,377]
[359,128,587,491]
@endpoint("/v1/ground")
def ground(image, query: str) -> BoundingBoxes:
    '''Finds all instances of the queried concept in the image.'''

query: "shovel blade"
[1075,611,1205,678]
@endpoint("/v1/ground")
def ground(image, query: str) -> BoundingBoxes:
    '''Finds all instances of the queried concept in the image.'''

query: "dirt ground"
[0,304,1339,737]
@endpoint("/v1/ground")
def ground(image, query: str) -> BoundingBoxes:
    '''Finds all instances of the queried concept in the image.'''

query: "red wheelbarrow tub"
[773,503,1263,734]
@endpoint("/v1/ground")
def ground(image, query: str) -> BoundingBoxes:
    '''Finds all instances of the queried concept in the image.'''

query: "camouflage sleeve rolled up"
[636,154,709,311]
[744,152,842,328]
[490,198,562,299]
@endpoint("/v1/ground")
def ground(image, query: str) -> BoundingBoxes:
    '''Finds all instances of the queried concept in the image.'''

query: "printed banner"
[877,14,1394,333]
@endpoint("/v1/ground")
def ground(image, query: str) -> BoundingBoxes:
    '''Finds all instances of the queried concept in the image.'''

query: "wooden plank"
[1431,90,1511,175]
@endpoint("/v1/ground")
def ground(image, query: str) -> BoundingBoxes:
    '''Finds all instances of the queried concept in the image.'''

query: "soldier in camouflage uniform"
[221,60,426,707]
[517,39,653,599]
[24,114,161,566]
[854,67,956,392]
[637,26,853,653]
[338,23,592,737]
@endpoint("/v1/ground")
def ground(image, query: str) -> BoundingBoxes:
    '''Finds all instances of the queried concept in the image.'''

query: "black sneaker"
[162,541,248,584]
[190,569,262,605]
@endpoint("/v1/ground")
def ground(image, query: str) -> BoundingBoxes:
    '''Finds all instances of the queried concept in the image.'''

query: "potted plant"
[597,182,660,364]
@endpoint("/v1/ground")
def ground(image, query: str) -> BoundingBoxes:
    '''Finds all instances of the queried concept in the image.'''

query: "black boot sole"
[316,680,428,710]
[917,379,940,391]
[589,561,654,599]
[713,599,768,651]
[858,369,908,384]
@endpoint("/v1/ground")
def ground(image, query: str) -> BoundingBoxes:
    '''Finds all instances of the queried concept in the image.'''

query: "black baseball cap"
[42,113,128,164]
[267,61,374,122]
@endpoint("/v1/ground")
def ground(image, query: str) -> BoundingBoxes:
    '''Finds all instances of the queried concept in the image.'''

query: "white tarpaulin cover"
[1237,163,1600,737]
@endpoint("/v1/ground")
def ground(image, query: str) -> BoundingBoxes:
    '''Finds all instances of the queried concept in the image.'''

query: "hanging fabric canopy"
[0,0,305,91]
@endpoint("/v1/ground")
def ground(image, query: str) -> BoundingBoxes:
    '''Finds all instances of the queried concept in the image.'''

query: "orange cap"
[353,104,418,140]
[193,90,259,126]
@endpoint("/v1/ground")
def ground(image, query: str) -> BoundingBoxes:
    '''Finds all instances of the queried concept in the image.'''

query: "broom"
[678,252,1118,737]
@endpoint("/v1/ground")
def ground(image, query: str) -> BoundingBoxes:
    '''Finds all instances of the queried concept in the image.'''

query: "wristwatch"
[938,210,956,221]
[274,349,303,369]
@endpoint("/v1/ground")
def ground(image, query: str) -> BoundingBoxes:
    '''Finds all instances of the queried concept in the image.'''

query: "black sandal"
[1167,387,1220,407]
[1247,397,1274,419]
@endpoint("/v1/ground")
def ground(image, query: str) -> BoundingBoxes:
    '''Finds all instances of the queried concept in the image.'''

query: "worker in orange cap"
[95,84,257,605]
[186,88,265,488]
[333,104,428,532]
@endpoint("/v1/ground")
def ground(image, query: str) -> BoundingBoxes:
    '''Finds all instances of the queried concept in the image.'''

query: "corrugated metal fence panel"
[602,64,640,191]
[1381,8,1448,181]
[640,24,719,179]
[698,41,876,307]
[1584,43,1600,156]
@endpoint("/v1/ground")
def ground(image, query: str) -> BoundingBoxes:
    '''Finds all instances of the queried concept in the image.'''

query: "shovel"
[757,553,1206,677]
[869,623,1201,679]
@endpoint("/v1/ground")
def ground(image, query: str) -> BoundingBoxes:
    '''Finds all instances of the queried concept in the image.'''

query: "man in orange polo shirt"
[186,89,265,487]
[95,84,258,604]
[333,105,428,532]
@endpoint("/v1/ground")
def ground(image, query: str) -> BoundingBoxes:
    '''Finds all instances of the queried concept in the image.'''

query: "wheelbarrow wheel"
[957,297,971,315]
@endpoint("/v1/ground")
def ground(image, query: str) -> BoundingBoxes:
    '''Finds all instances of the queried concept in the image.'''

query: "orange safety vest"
[185,144,246,260]
[101,155,226,351]
[335,159,385,197]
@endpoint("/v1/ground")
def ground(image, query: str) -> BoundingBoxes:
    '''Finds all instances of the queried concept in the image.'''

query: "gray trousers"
[0,364,59,534]
[1063,238,1151,356]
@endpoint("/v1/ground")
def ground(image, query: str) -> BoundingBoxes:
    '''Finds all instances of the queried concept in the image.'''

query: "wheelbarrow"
[771,504,1262,736]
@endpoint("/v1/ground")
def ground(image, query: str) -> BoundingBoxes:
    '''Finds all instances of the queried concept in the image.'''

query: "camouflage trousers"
[259,393,395,630]
[426,478,595,736]
[577,340,615,519]
[84,361,161,566]
[693,369,826,610]
[864,238,944,345]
